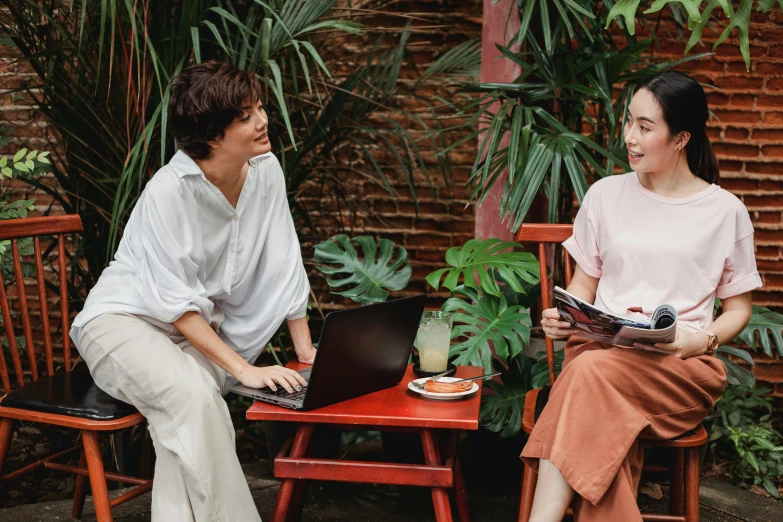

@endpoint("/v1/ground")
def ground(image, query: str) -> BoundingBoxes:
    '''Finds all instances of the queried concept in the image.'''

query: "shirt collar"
[168,150,275,179]
[168,150,204,179]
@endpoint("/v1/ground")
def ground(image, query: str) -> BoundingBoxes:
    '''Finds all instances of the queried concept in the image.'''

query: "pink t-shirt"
[562,172,762,332]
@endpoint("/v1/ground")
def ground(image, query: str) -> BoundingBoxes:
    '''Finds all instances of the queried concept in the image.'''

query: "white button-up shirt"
[70,150,310,364]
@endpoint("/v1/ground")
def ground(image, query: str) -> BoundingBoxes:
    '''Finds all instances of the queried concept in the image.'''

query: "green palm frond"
[442,285,532,373]
[314,235,412,304]
[425,238,539,297]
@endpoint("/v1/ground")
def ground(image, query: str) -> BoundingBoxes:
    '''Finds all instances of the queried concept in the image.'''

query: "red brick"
[745,161,783,175]
[762,145,783,158]
[764,111,783,125]
[757,245,781,258]
[713,143,760,158]
[714,76,764,90]
[765,274,783,291]
[756,61,783,75]
[769,78,783,91]
[713,109,761,124]
[758,94,783,109]
[724,127,750,140]
[718,159,743,172]
[758,260,783,271]
[753,128,783,141]
[722,178,760,192]
[742,195,783,209]
[756,229,783,242]
[406,233,450,248]
[761,179,783,191]
[754,211,782,224]
[753,362,783,384]
[730,94,755,108]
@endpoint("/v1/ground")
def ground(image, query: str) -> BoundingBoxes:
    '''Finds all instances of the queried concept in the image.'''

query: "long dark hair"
[635,71,720,184]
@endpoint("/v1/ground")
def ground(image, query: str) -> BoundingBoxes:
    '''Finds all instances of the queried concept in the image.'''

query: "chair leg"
[669,448,685,516]
[82,430,114,522]
[684,447,700,522]
[72,450,89,519]
[518,461,537,522]
[0,418,14,476]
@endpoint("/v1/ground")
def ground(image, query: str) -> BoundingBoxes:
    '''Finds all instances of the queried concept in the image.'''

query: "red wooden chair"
[515,223,708,522]
[0,215,151,521]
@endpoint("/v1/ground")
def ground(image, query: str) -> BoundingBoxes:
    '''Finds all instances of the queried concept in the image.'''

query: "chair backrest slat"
[0,215,83,395]
[58,236,71,371]
[34,237,54,376]
[515,224,575,386]
[0,277,24,388]
[11,239,38,381]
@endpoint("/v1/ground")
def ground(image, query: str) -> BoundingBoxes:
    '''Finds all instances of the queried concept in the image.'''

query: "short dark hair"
[635,71,720,184]
[168,61,262,160]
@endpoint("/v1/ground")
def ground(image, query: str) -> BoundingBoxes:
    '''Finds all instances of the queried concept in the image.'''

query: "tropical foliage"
[605,0,782,71]
[0,0,451,300]
[710,385,783,498]
[434,1,711,230]
[314,235,412,304]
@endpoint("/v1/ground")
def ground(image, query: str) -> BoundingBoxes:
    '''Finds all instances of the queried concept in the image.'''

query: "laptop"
[231,294,427,410]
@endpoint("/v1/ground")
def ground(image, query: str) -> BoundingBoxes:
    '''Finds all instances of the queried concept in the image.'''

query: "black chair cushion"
[1,371,138,421]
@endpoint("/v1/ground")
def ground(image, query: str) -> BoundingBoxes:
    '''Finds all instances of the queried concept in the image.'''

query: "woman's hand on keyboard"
[236,364,308,393]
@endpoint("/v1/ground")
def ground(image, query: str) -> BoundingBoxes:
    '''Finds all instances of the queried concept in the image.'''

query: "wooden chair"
[515,223,708,522]
[0,215,152,522]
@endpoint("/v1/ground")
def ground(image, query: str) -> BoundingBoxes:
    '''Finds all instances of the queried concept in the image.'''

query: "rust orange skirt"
[520,337,726,521]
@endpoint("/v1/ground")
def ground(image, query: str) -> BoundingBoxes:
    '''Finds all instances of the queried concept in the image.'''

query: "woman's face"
[623,88,680,174]
[216,99,271,158]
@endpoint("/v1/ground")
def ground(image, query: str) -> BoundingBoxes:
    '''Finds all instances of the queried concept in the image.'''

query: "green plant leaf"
[713,0,753,71]
[734,305,783,357]
[425,239,539,297]
[716,353,756,387]
[12,148,27,163]
[442,285,532,373]
[480,355,536,437]
[314,235,412,304]
[605,0,641,35]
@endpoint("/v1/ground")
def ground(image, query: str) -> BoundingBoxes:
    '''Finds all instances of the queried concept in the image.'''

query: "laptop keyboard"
[269,386,307,401]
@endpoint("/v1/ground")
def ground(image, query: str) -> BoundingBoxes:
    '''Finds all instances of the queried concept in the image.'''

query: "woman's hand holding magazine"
[553,287,678,347]
[633,328,711,359]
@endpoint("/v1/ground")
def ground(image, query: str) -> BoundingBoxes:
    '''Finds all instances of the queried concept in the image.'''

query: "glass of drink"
[417,311,453,372]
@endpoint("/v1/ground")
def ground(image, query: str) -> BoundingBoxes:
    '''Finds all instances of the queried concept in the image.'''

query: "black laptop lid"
[302,294,427,411]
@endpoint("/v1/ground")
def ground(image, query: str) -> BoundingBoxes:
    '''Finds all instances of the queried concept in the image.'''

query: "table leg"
[421,428,453,522]
[272,424,315,522]
[442,431,470,522]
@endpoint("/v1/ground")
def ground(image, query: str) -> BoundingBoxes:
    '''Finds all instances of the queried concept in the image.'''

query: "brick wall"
[1,3,782,392]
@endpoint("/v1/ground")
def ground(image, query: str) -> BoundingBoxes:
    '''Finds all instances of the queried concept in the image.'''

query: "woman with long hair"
[523,70,761,521]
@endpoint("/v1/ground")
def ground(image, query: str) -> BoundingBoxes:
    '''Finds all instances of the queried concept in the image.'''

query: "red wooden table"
[246,363,483,522]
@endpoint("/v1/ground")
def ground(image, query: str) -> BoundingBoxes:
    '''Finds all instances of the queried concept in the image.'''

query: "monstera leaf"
[426,238,539,297]
[442,285,532,373]
[480,355,536,438]
[734,305,783,358]
[314,235,411,304]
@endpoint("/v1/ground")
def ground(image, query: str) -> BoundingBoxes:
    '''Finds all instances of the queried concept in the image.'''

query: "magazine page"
[553,287,677,346]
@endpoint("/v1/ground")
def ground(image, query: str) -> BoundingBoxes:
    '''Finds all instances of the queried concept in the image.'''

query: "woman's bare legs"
[529,458,575,522]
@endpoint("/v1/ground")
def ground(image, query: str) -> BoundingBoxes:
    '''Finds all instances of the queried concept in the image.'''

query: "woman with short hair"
[525,70,761,521]
[71,61,314,521]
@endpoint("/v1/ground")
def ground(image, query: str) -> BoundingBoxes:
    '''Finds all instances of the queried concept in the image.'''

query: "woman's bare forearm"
[286,316,316,364]
[705,292,753,346]
[173,311,249,378]
[564,265,599,304]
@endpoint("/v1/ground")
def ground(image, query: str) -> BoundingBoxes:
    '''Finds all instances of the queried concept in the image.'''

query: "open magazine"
[554,286,677,346]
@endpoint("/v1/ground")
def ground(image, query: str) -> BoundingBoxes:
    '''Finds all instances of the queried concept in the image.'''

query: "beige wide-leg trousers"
[78,313,262,522]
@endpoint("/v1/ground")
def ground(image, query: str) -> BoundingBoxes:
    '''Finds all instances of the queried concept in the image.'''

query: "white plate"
[408,377,479,400]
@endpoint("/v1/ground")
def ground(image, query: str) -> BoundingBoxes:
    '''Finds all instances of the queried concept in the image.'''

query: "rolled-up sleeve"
[716,232,763,299]
[137,187,213,323]
[562,190,602,278]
